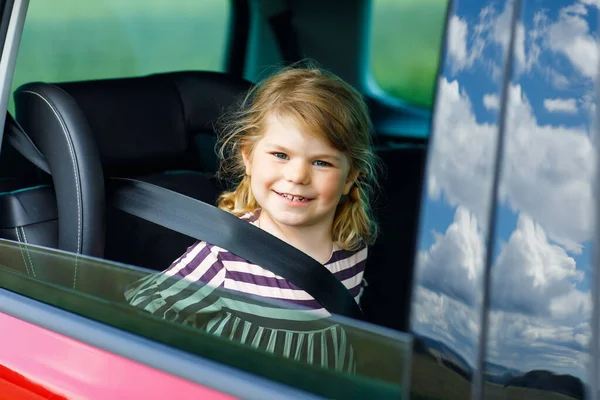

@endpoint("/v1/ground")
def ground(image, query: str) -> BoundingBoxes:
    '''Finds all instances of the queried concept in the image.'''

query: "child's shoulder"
[239,209,260,224]
[331,241,368,261]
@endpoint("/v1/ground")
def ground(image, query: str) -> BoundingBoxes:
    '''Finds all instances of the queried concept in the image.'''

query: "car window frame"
[227,0,250,77]
[0,0,18,147]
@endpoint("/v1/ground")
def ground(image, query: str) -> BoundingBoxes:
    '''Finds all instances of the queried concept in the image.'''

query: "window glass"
[483,0,595,397]
[0,241,412,399]
[369,0,448,109]
[10,0,230,111]
[407,0,511,397]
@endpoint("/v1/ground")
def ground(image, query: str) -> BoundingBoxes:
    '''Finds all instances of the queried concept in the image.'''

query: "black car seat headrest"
[14,71,252,176]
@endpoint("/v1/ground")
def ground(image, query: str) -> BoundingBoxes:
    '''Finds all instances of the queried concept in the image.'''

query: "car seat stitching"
[15,227,30,276]
[20,227,36,277]
[21,90,82,288]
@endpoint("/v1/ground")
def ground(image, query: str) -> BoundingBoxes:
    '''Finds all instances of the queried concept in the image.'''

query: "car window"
[369,0,448,109]
[9,0,230,112]
[408,0,511,397]
[0,240,412,399]
[410,0,597,398]
[482,0,595,398]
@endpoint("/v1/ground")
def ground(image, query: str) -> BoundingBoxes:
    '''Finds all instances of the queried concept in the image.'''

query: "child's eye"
[313,160,332,167]
[273,152,289,160]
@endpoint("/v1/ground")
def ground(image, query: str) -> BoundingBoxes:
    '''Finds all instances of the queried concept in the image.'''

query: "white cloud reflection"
[414,0,595,377]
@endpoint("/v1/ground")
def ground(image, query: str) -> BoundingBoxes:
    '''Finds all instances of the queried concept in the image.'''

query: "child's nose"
[284,161,311,184]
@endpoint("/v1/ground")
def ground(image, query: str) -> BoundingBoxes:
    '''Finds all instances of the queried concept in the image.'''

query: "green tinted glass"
[369,0,448,109]
[0,240,411,399]
[10,0,230,112]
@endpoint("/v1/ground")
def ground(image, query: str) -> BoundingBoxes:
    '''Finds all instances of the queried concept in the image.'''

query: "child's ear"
[242,148,252,176]
[343,170,359,195]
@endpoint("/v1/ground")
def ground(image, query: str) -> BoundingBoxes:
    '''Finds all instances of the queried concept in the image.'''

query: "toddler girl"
[126,65,379,373]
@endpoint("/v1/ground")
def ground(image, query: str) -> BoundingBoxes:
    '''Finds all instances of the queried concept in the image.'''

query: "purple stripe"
[348,283,361,297]
[279,297,326,309]
[233,291,324,310]
[225,254,365,290]
[326,244,365,265]
[197,259,225,284]
[226,270,294,289]
[333,259,366,281]
[219,251,250,263]
[166,240,202,271]
[177,243,213,278]
[220,243,366,267]
[225,274,360,310]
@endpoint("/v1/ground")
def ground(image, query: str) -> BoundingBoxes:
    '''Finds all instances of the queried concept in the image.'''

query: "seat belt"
[4,113,365,320]
[5,113,50,174]
[107,178,364,320]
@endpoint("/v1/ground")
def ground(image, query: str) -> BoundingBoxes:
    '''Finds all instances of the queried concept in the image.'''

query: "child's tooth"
[280,193,305,201]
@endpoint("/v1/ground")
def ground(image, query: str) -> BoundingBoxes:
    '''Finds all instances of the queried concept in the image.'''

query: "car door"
[409,0,597,399]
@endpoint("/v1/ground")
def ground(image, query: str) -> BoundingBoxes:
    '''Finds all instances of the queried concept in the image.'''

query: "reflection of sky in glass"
[488,0,596,382]
[411,0,596,387]
[411,0,509,372]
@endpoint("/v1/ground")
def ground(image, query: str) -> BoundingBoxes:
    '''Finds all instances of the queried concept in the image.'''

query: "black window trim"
[226,0,250,77]
[0,0,14,51]
[0,0,19,152]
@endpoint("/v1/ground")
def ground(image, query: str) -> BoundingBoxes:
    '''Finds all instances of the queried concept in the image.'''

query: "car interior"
[0,0,442,341]
[0,0,438,335]
[0,0,454,397]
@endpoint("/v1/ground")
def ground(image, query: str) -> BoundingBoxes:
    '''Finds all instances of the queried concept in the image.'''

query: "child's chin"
[273,216,306,226]
[270,213,309,227]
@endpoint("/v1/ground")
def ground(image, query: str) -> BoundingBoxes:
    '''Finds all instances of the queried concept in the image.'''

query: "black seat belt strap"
[5,113,50,174]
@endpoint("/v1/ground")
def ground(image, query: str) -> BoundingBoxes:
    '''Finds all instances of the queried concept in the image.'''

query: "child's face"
[243,113,356,234]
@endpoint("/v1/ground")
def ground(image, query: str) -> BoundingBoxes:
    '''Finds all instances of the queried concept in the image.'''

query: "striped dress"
[125,210,368,373]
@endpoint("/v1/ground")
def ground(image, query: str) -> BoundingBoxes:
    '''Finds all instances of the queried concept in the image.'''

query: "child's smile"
[274,190,312,204]
[243,113,356,236]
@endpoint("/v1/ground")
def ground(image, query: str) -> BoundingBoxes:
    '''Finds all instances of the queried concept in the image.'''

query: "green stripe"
[228,317,241,340]
[251,326,265,348]
[212,313,231,336]
[283,331,293,358]
[294,335,305,362]
[339,328,347,370]
[240,320,251,344]
[307,333,314,364]
[321,332,328,369]
[332,329,340,371]
[266,330,277,353]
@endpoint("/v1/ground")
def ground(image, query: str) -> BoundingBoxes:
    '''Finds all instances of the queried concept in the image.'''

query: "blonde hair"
[216,63,379,251]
